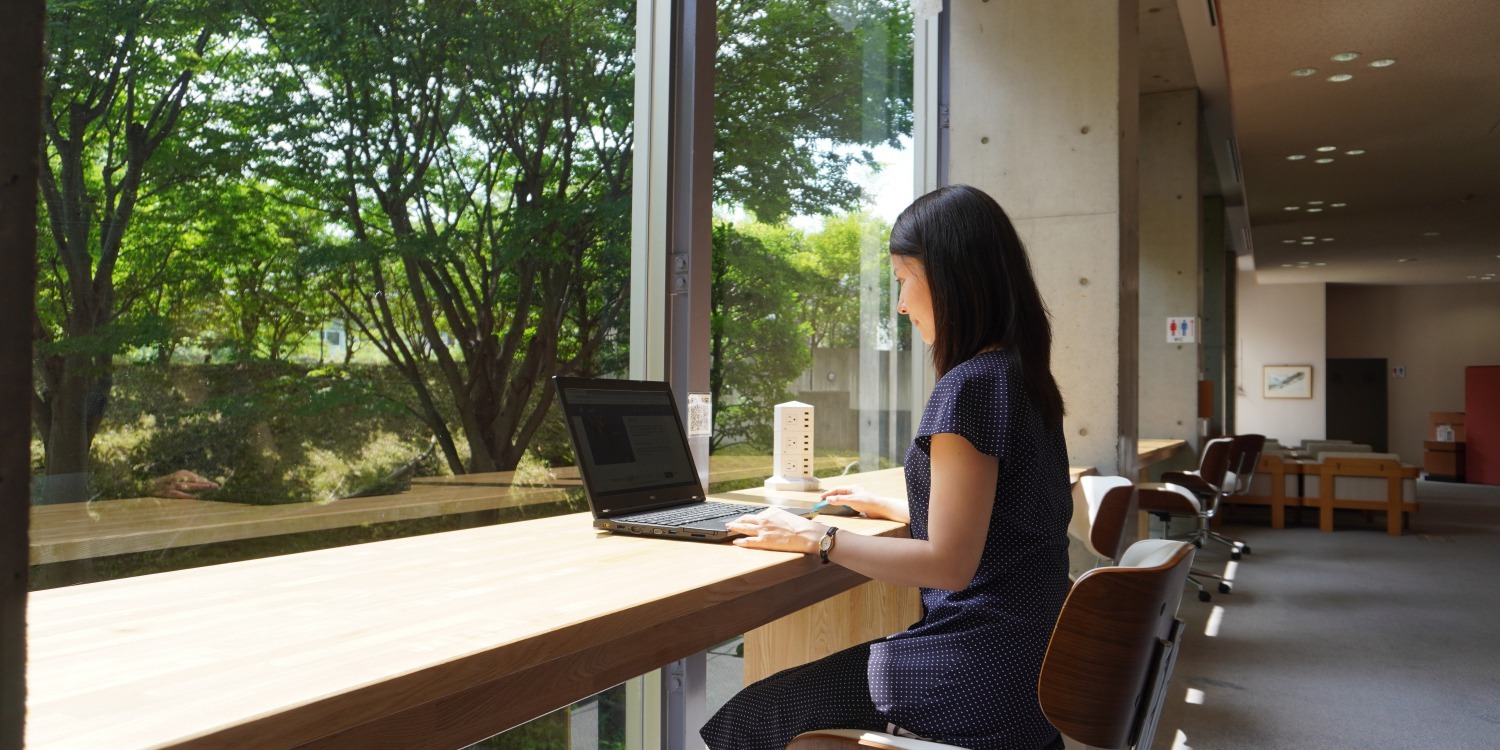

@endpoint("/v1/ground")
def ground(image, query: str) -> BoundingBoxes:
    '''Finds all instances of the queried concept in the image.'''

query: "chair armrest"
[788,730,958,750]
[1158,472,1218,497]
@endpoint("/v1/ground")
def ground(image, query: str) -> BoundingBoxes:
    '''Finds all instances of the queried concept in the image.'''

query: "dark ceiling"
[1157,0,1500,286]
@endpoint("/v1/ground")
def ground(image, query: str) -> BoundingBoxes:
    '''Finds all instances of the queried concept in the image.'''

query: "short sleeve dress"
[701,349,1073,750]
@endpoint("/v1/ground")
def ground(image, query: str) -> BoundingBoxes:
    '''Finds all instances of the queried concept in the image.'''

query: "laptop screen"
[554,379,701,514]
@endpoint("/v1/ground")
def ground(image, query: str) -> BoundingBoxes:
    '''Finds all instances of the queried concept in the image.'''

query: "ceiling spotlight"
[1283,239,1296,244]
[1302,236,1316,240]
[1285,206,1301,211]
[1307,208,1324,212]
[1307,200,1325,205]
[1292,67,1319,77]
[1332,52,1361,62]
[1315,158,1335,164]
[1282,264,1294,268]
[1315,262,1327,267]
[1369,58,1397,68]
[1331,202,1348,207]
[1301,241,1314,245]
[1322,237,1335,242]
[1287,154,1307,161]
[1345,149,1366,156]
[1329,73,1354,82]
[1316,146,1338,152]
[1398,258,1417,263]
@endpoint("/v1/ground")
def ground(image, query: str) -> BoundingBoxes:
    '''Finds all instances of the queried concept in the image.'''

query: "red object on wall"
[1467,366,1500,485]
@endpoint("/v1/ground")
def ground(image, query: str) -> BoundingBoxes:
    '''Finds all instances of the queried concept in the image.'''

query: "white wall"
[1327,284,1500,464]
[1235,271,1326,444]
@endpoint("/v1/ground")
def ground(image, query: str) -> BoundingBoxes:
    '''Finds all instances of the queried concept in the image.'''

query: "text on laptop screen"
[565,388,698,497]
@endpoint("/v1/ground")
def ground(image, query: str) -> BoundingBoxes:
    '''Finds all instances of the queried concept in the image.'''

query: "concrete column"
[949,0,1140,476]
[1138,89,1202,472]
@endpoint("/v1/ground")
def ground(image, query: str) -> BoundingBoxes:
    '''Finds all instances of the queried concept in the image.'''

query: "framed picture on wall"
[1264,365,1313,399]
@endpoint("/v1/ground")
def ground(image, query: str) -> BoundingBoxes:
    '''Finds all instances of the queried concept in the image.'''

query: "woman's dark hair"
[889,184,1066,428]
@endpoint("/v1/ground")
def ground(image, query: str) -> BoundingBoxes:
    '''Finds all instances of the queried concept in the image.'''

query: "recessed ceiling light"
[1307,200,1325,205]
[1315,146,1337,152]
[1315,158,1335,164]
[1345,149,1366,156]
[1302,236,1316,240]
[1322,237,1335,242]
[1331,202,1348,207]
[1315,263,1327,267]
[1398,258,1417,263]
[1283,239,1296,244]
[1285,206,1301,211]
[1282,264,1294,268]
[1328,73,1354,82]
[1287,154,1307,161]
[1332,52,1361,62]
[1301,241,1314,245]
[1468,275,1479,280]
[1292,67,1319,77]
[1369,58,1397,68]
[1307,208,1324,212]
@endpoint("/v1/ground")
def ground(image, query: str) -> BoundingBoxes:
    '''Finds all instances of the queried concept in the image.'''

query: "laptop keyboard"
[623,502,765,527]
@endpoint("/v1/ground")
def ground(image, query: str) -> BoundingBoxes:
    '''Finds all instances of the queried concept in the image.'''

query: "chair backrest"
[1038,539,1195,750]
[1224,434,1266,495]
[1069,475,1135,562]
[1196,437,1234,488]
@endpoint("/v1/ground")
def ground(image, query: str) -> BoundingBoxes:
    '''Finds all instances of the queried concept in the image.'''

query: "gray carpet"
[1149,480,1500,750]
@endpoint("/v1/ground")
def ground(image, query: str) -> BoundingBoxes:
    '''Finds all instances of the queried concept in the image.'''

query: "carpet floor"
[1146,480,1500,750]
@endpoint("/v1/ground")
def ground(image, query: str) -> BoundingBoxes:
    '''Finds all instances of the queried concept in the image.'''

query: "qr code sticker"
[686,393,712,437]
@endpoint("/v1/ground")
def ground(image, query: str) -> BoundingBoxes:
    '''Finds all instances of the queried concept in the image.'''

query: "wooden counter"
[27,504,907,749]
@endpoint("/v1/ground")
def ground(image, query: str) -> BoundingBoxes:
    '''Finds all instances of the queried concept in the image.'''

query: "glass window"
[708,0,915,493]
[32,0,635,591]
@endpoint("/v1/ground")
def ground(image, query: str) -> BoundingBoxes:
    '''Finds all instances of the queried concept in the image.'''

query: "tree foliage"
[34,0,916,488]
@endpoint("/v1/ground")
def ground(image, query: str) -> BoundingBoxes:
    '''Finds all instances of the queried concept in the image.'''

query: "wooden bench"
[1221,453,1308,529]
[1306,454,1420,536]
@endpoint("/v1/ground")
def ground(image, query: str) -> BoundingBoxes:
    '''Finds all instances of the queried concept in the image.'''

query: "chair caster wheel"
[1198,591,1212,602]
[1193,540,1203,548]
[1218,582,1232,594]
[1231,551,1243,561]
[1240,545,1252,555]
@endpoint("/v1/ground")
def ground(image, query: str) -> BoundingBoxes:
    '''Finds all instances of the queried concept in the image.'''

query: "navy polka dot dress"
[701,350,1073,750]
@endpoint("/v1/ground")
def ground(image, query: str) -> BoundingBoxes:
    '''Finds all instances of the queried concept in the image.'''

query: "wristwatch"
[818,526,838,564]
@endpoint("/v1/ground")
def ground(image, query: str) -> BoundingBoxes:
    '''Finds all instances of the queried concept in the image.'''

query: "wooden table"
[1137,438,1189,481]
[26,476,909,750]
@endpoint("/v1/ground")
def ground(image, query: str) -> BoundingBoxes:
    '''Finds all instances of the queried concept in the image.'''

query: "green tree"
[34,0,238,493]
[708,222,812,451]
[251,0,633,474]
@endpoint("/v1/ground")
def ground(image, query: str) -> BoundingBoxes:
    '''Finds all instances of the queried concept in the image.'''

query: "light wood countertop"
[27,483,905,749]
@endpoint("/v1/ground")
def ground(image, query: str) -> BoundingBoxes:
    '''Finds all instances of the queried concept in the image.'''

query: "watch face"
[819,534,833,552]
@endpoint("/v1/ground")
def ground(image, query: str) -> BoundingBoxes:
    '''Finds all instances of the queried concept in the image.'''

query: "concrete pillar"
[949,0,1140,476]
[1138,89,1202,473]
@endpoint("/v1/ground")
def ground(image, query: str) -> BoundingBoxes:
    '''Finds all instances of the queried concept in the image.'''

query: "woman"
[701,185,1072,750]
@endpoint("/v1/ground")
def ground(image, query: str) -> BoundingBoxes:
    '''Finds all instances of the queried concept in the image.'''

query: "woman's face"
[891,254,936,345]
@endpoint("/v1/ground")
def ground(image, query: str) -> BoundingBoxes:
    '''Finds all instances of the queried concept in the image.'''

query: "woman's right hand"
[818,485,909,524]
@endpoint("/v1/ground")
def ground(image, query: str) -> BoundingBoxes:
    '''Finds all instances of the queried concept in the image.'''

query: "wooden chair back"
[1038,540,1195,750]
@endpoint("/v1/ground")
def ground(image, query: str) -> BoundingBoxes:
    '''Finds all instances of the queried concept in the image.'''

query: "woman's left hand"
[726,507,826,554]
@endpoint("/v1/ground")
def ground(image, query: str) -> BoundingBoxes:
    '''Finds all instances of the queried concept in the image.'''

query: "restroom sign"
[1166,317,1197,343]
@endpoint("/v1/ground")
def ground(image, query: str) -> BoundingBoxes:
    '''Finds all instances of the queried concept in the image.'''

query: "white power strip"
[764,401,820,492]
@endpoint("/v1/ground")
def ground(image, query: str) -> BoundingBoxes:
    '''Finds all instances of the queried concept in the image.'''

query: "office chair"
[1158,434,1265,560]
[1069,475,1135,570]
[785,539,1195,750]
[1133,483,1231,601]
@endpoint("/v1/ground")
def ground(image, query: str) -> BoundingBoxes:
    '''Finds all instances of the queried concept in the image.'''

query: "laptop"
[552,376,814,541]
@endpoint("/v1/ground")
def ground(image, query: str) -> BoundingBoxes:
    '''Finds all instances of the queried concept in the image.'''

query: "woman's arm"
[728,432,997,591]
